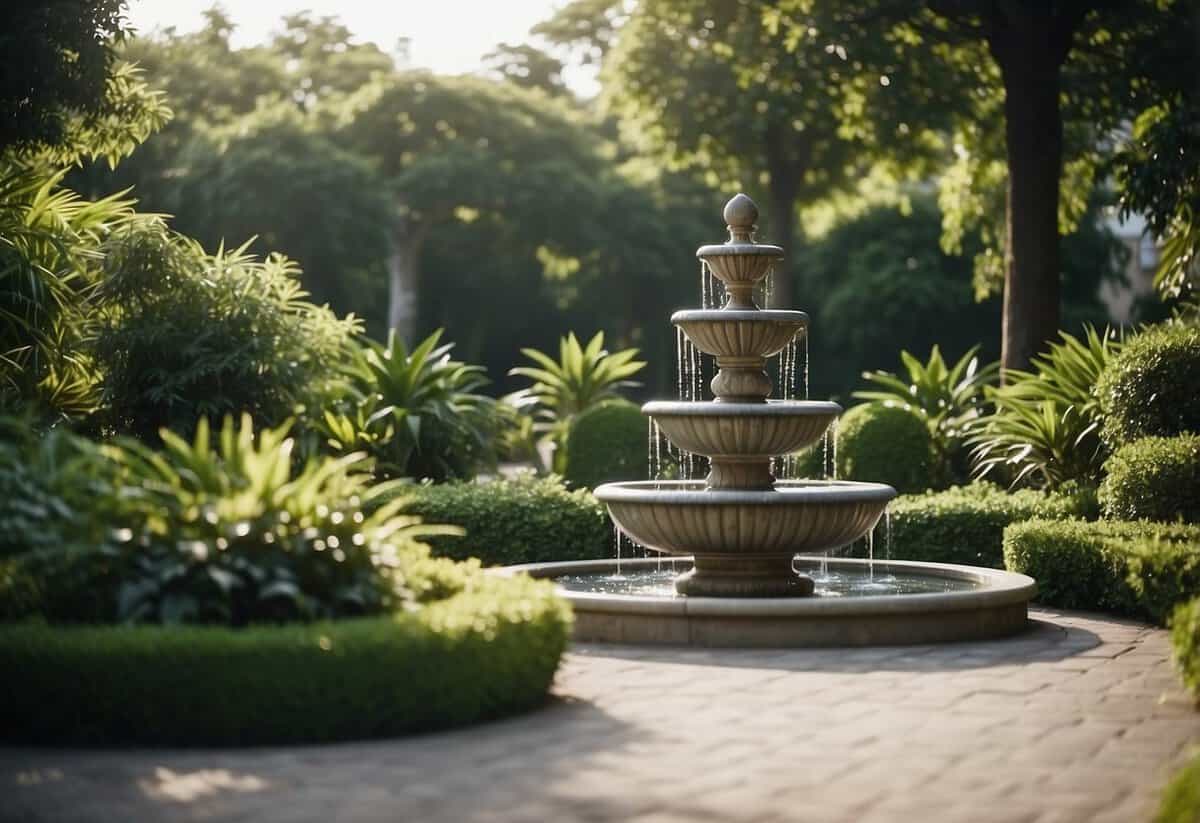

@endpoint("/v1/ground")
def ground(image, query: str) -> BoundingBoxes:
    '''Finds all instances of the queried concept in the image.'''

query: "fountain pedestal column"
[676,555,816,597]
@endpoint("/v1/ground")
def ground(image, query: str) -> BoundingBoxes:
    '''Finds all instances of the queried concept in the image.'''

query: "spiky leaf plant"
[969,326,1122,488]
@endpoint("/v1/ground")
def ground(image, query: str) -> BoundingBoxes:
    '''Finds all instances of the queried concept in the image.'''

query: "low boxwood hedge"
[0,570,571,745]
[887,483,1095,568]
[1003,519,1200,623]
[1156,750,1200,823]
[400,475,610,566]
[564,399,647,489]
[1100,435,1200,523]
[1171,597,1200,702]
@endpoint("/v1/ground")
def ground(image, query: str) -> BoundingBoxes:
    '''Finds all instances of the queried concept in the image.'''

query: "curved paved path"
[3,608,1197,823]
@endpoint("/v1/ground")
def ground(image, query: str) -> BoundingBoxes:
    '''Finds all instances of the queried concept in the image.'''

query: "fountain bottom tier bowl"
[497,557,1037,648]
[593,480,896,597]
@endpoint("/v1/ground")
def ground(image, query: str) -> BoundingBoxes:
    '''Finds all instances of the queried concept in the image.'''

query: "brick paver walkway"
[3,608,1198,823]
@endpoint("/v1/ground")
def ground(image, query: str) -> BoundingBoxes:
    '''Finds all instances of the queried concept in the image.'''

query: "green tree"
[775,0,1192,369]
[541,0,863,309]
[0,0,130,156]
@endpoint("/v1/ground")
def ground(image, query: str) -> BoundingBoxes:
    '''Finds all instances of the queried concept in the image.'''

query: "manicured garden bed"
[0,571,570,745]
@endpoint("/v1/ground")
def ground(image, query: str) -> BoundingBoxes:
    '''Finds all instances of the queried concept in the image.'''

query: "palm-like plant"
[854,345,999,480]
[511,332,646,419]
[329,329,498,481]
[969,326,1122,488]
[0,164,140,422]
[104,414,459,625]
[509,331,646,471]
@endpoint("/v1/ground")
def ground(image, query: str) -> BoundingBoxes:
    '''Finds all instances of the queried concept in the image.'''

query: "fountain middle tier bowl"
[644,400,840,458]
[594,480,896,558]
[672,309,807,359]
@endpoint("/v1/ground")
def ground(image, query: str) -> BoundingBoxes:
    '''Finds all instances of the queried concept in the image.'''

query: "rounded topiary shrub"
[1097,324,1200,448]
[1099,435,1200,523]
[835,403,935,493]
[564,399,646,489]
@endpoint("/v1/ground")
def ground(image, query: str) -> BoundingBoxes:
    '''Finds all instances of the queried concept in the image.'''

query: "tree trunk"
[990,11,1075,373]
[387,212,427,343]
[764,123,801,310]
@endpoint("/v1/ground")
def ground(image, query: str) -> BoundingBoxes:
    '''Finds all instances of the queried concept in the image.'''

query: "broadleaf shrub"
[888,483,1096,568]
[564,399,646,489]
[1097,323,1200,448]
[1099,435,1200,523]
[836,402,936,493]
[1003,519,1200,623]
[94,226,358,440]
[0,570,571,745]
[400,475,611,566]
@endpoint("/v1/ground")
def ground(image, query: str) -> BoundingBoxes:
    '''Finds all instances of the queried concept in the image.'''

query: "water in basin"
[556,562,979,598]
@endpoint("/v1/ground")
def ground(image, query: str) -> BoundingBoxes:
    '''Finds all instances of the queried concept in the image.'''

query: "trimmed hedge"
[1100,435,1200,523]
[835,403,935,493]
[1156,750,1200,823]
[1097,323,1200,448]
[1003,519,1200,623]
[400,475,610,566]
[564,399,646,489]
[1171,597,1200,702]
[887,483,1095,568]
[0,570,572,745]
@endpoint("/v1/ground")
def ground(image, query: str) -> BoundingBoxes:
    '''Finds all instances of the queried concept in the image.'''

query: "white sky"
[126,0,598,94]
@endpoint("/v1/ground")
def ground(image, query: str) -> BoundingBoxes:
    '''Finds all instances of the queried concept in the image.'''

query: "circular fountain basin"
[643,401,839,460]
[498,556,1037,647]
[672,309,807,359]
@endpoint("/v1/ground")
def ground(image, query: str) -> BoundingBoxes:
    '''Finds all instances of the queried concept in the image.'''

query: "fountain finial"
[724,193,759,243]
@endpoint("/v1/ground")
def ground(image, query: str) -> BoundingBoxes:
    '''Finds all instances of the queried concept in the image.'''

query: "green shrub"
[0,571,571,745]
[1156,750,1200,823]
[313,329,499,482]
[1097,323,1200,448]
[564,399,646,489]
[835,402,936,493]
[854,344,998,482]
[889,483,1094,568]
[93,226,358,440]
[1,416,458,626]
[1003,519,1200,623]
[1170,597,1200,702]
[401,475,610,566]
[1100,435,1200,523]
[970,326,1122,489]
[0,419,114,558]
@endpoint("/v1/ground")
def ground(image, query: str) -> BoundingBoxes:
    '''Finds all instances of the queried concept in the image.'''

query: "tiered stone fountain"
[501,195,1036,647]
[595,193,894,598]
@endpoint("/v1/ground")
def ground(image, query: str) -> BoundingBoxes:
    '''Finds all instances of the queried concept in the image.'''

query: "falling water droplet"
[830,418,839,481]
[803,333,810,399]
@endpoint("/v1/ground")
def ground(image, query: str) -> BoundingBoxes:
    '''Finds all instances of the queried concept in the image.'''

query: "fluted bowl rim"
[594,479,897,505]
[696,243,784,258]
[642,400,841,418]
[671,309,809,326]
